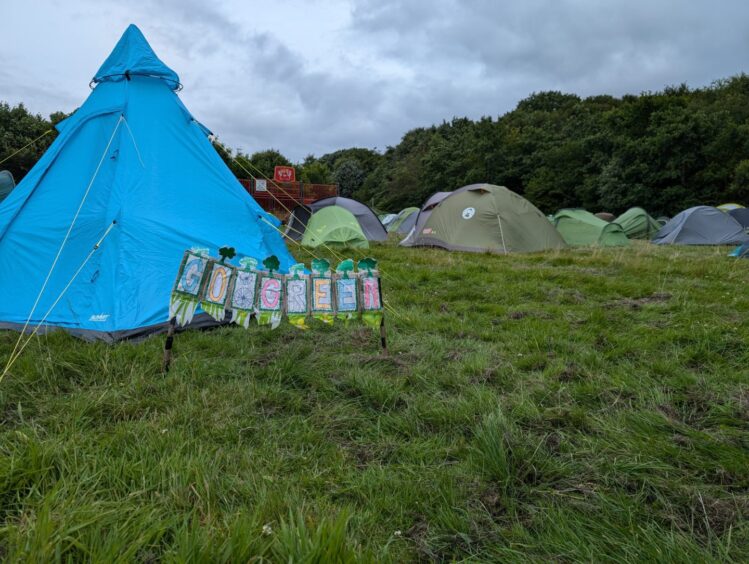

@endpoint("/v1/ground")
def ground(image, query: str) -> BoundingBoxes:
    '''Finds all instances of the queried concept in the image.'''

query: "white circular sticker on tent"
[462,207,476,219]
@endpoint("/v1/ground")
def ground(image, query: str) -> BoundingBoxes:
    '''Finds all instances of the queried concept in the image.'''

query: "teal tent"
[0,25,294,341]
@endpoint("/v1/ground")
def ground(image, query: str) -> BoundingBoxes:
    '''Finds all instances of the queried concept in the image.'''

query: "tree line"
[4,74,749,216]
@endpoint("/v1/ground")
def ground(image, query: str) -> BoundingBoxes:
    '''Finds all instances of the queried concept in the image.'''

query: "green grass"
[1,242,748,561]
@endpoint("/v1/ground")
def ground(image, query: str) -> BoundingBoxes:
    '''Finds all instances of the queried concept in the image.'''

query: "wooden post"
[162,319,176,373]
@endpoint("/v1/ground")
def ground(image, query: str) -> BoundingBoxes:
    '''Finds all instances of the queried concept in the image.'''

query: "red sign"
[274,166,295,183]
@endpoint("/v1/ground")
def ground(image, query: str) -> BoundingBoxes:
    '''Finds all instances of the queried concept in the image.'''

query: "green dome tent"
[614,207,661,239]
[401,184,567,253]
[388,207,419,234]
[301,205,369,249]
[553,209,630,247]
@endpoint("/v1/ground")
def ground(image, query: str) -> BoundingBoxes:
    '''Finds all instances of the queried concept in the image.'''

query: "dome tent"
[401,184,567,253]
[652,206,749,245]
[388,207,419,234]
[0,170,15,204]
[729,242,749,258]
[614,207,662,239]
[285,196,386,242]
[553,209,630,247]
[301,206,368,249]
[717,203,744,212]
[728,207,749,230]
[0,25,294,341]
[400,191,453,247]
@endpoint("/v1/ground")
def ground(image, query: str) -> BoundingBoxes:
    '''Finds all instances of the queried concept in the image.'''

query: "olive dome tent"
[717,203,744,212]
[553,209,630,247]
[301,206,369,249]
[0,25,294,341]
[614,207,662,239]
[388,207,419,234]
[285,196,386,242]
[651,206,749,245]
[400,184,566,253]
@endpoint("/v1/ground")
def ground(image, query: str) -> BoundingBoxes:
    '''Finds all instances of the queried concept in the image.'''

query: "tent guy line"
[0,220,118,383]
[3,116,124,369]
[0,129,53,167]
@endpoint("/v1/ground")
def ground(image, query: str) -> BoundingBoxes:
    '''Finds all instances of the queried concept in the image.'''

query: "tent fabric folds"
[614,207,662,239]
[553,209,630,247]
[401,184,566,253]
[728,207,749,230]
[388,207,419,234]
[0,25,294,342]
[651,206,749,245]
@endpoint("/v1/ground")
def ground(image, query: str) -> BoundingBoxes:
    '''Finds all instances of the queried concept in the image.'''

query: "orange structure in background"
[238,178,338,220]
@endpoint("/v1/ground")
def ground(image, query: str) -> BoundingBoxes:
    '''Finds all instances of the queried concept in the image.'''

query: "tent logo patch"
[89,314,110,322]
[462,207,476,219]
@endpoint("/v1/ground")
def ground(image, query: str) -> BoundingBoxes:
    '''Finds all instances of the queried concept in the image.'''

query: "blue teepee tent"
[0,25,294,341]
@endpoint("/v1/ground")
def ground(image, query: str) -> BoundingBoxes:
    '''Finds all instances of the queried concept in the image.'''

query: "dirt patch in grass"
[609,292,672,309]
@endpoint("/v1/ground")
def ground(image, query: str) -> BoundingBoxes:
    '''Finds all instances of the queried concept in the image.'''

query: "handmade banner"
[311,258,334,324]
[257,256,284,329]
[168,250,384,331]
[358,258,383,329]
[335,258,359,323]
[169,249,209,326]
[286,263,309,330]
[229,257,258,328]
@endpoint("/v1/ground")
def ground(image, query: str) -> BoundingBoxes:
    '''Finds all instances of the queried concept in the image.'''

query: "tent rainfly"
[388,207,419,234]
[400,184,567,253]
[651,206,749,245]
[728,208,749,230]
[614,207,662,239]
[0,25,294,341]
[553,209,630,247]
[301,205,369,249]
[717,203,744,212]
[285,196,387,242]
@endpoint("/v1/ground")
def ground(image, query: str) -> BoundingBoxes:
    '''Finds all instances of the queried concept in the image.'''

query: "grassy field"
[1,241,748,561]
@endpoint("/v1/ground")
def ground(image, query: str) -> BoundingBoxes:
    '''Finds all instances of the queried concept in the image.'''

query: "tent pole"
[162,319,176,373]
[379,316,388,355]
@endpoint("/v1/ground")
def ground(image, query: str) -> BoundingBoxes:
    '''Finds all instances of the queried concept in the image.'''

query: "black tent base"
[0,313,227,344]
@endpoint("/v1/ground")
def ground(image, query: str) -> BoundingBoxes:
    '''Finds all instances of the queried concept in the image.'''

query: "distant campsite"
[1,21,748,563]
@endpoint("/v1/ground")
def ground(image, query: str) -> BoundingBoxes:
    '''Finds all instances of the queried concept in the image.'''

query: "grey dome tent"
[401,192,452,246]
[0,171,15,204]
[651,206,749,245]
[285,196,387,242]
[729,208,749,230]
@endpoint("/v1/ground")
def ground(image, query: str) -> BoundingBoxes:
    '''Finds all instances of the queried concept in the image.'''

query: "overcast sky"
[2,0,748,161]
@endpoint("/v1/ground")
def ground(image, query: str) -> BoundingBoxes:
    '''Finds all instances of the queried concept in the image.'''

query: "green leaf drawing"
[219,246,236,263]
[357,257,378,273]
[239,256,258,271]
[263,255,280,272]
[311,258,330,275]
[336,258,355,277]
[289,263,306,277]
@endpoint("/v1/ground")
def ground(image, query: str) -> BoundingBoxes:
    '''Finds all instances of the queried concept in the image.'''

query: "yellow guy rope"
[2,117,123,378]
[0,221,117,384]
[0,129,54,167]
[229,156,404,318]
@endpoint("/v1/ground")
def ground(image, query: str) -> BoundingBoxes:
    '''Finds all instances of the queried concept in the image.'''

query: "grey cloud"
[2,0,749,161]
